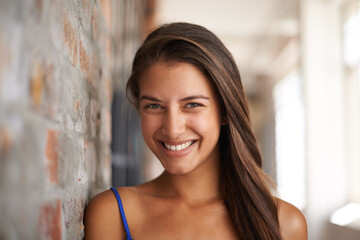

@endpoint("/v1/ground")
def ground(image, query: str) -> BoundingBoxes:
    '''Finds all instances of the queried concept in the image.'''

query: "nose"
[162,108,186,139]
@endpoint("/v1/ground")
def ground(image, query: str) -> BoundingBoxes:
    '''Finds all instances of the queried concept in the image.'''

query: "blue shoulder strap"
[110,187,133,240]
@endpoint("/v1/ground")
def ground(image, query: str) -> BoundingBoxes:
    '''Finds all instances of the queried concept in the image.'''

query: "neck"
[157,155,222,204]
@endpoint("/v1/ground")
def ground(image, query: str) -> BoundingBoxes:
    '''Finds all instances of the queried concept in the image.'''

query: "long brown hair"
[126,22,281,239]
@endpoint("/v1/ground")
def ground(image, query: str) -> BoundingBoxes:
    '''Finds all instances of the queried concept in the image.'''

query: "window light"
[330,203,360,226]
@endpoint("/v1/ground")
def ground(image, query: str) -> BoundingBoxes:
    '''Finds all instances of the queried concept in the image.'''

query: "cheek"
[189,113,222,137]
[140,114,160,141]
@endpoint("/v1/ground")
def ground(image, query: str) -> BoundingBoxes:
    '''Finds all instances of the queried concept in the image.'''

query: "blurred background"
[0,0,359,239]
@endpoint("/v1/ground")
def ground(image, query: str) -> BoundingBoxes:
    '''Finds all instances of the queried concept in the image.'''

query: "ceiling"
[153,0,299,93]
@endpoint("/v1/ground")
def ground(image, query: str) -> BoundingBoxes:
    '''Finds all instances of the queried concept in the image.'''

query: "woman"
[84,22,307,240]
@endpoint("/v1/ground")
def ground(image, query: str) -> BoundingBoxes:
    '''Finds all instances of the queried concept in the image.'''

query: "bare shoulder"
[84,187,138,240]
[276,198,308,240]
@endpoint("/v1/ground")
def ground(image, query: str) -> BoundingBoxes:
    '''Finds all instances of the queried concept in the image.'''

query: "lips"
[158,140,196,151]
[156,139,197,159]
[163,140,194,151]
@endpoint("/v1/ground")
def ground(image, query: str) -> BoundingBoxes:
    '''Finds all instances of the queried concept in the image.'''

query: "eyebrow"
[140,95,161,102]
[140,95,210,102]
[180,95,210,101]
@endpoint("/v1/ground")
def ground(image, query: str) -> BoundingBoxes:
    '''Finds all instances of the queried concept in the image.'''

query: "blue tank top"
[110,187,133,240]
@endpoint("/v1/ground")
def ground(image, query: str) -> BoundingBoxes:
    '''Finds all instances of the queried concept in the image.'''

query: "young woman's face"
[138,61,223,175]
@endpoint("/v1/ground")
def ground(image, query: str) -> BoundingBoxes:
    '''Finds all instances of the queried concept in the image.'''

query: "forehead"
[138,61,217,98]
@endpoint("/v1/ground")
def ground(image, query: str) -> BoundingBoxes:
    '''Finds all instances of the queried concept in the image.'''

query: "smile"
[162,141,194,151]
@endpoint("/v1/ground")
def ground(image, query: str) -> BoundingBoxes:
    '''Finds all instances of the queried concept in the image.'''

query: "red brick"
[106,109,111,142]
[90,53,99,88]
[38,199,62,240]
[81,0,91,16]
[101,109,112,143]
[44,63,58,119]
[34,0,43,16]
[0,29,12,82]
[63,197,85,232]
[90,99,98,137]
[103,75,112,103]
[79,40,91,84]
[45,63,54,83]
[30,61,44,109]
[0,126,12,155]
[99,0,112,30]
[101,154,111,184]
[105,35,112,67]
[104,154,111,170]
[74,99,80,111]
[83,140,96,181]
[45,129,59,184]
[30,61,59,117]
[91,8,98,40]
[63,14,78,66]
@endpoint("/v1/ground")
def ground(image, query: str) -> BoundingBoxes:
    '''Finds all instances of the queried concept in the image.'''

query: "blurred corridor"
[0,0,360,239]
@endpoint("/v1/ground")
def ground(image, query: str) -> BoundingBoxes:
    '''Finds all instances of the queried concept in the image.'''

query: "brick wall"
[0,0,147,239]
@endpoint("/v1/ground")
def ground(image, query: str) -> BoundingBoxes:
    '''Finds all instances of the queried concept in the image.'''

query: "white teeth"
[164,141,193,151]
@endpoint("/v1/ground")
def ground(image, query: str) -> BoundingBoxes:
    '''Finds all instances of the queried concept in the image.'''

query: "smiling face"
[138,61,224,175]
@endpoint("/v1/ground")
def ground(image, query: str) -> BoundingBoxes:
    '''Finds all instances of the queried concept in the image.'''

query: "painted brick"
[0,34,12,84]
[99,0,112,30]
[90,99,99,138]
[81,0,91,17]
[103,154,111,178]
[34,0,43,19]
[44,63,54,115]
[74,111,87,134]
[65,114,75,130]
[105,35,112,69]
[0,126,12,157]
[98,147,111,187]
[63,197,85,232]
[90,52,100,89]
[29,60,60,120]
[38,199,62,240]
[91,7,99,40]
[30,61,45,109]
[0,0,147,239]
[74,99,80,111]
[45,129,59,184]
[103,75,113,104]
[83,140,96,183]
[63,14,78,67]
[100,108,112,143]
[43,63,61,121]
[79,40,90,83]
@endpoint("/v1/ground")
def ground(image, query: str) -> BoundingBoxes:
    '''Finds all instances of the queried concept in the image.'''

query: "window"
[343,2,360,203]
[273,69,306,209]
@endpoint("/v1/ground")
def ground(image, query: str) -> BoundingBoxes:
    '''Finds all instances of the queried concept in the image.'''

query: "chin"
[162,162,195,175]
